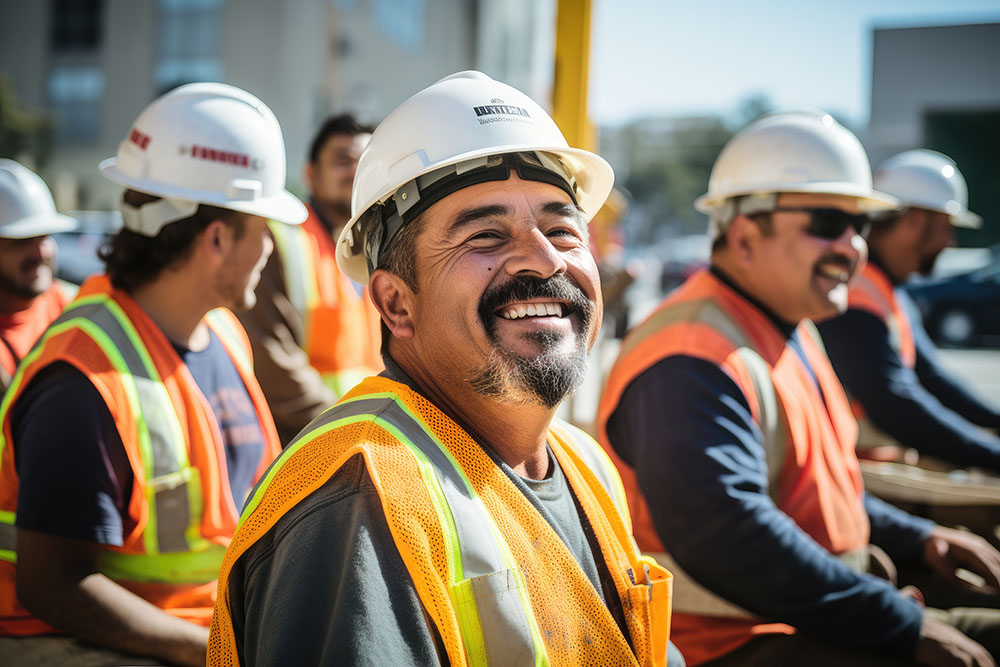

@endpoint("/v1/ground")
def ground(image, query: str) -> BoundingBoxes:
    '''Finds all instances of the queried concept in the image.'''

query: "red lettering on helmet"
[187,144,254,168]
[129,128,151,150]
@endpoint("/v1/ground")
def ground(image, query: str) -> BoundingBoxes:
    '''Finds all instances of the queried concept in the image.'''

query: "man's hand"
[924,526,1000,591]
[916,614,995,667]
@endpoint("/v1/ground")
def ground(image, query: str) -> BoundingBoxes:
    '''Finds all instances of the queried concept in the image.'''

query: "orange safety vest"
[0,284,68,389]
[845,262,916,450]
[597,269,869,666]
[209,376,673,667]
[268,205,382,399]
[0,275,281,636]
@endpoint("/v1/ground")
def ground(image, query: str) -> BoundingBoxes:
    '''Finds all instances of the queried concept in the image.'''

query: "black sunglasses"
[755,207,872,240]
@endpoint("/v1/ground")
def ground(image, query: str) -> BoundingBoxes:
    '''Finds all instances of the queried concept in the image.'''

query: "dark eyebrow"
[448,205,510,235]
[542,201,587,231]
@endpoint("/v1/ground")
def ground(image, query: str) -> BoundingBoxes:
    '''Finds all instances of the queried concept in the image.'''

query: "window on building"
[156,0,223,94]
[373,0,425,52]
[47,65,105,143]
[50,0,103,52]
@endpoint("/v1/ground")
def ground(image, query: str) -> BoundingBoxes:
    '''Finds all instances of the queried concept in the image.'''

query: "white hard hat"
[695,110,898,229]
[0,159,77,239]
[873,149,981,229]
[336,70,614,283]
[100,82,306,236]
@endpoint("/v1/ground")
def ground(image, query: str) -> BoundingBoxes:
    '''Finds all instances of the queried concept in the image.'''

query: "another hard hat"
[100,82,306,236]
[0,159,77,239]
[874,149,981,229]
[695,110,898,229]
[337,70,614,283]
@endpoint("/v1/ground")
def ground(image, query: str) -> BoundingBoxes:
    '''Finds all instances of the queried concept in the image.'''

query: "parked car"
[907,250,1000,348]
[52,210,121,286]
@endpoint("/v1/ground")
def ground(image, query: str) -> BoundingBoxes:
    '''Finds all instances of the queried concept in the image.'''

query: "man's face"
[0,235,57,301]
[215,215,272,311]
[748,193,868,323]
[306,133,370,219]
[406,173,602,408]
[915,209,954,277]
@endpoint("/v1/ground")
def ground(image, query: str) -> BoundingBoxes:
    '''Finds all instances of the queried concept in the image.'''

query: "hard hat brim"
[0,212,78,239]
[337,144,614,284]
[694,183,900,215]
[951,209,982,229]
[99,158,308,225]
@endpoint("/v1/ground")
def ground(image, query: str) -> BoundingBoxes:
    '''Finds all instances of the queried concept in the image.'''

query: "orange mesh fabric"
[210,377,665,666]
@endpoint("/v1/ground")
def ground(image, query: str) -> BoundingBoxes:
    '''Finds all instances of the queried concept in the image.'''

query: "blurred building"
[0,0,556,211]
[868,22,1000,246]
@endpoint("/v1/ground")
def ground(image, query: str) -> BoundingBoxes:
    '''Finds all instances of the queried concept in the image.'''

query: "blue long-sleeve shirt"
[604,272,930,655]
[817,274,1000,471]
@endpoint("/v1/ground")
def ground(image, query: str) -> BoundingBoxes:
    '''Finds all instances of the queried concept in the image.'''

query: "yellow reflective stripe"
[268,221,319,316]
[98,543,227,584]
[206,309,252,372]
[452,577,489,666]
[0,549,14,563]
[0,509,14,524]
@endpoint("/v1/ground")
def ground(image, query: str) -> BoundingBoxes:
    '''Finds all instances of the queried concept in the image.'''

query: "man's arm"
[237,248,337,444]
[865,492,934,564]
[818,309,1000,470]
[605,356,923,654]
[12,364,209,665]
[16,531,208,666]
[229,455,444,666]
[903,292,1000,429]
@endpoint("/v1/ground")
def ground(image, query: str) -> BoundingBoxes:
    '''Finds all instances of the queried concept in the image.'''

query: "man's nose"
[503,228,567,278]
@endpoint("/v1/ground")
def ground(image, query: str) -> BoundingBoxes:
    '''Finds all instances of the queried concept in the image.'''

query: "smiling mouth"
[498,301,568,320]
[815,263,851,283]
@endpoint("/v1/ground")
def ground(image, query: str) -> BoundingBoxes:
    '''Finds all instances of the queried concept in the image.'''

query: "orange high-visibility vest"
[597,269,869,666]
[848,263,916,368]
[0,275,281,635]
[268,205,382,398]
[0,284,68,386]
[209,376,673,667]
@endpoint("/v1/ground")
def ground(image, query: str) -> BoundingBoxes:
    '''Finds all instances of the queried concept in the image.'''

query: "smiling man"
[209,71,676,667]
[0,83,303,666]
[598,111,1000,666]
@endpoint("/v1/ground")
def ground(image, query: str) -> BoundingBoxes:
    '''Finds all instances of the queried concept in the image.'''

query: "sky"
[589,0,1000,128]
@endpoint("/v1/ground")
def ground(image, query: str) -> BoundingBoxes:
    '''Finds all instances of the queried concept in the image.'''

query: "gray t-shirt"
[227,364,619,665]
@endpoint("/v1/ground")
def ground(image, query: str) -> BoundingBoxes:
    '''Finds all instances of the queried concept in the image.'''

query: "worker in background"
[0,160,77,393]
[210,71,678,667]
[239,114,382,444]
[0,83,304,666]
[599,111,1000,666]
[817,150,1000,471]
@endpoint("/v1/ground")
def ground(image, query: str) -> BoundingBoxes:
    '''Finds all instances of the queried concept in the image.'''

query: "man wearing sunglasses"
[598,111,1000,666]
[818,150,1000,473]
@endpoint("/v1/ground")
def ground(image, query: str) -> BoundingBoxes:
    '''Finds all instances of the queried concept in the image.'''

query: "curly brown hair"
[100,190,246,292]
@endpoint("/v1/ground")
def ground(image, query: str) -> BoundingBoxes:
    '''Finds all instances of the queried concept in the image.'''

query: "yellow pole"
[552,0,596,152]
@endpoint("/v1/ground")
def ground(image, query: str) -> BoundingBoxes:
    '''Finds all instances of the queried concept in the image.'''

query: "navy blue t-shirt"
[12,329,265,545]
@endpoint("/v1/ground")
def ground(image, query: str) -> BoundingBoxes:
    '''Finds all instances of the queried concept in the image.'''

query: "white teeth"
[500,302,565,320]
[817,265,849,282]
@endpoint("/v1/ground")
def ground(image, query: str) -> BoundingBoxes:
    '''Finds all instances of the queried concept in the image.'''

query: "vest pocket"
[452,568,537,667]
[624,557,673,667]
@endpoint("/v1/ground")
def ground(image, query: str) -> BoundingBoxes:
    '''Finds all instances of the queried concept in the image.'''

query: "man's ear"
[369,269,415,340]
[198,219,233,263]
[726,214,760,266]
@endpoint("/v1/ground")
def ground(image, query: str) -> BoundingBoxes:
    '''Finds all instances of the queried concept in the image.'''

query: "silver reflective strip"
[53,299,191,553]
[308,396,535,661]
[57,302,184,478]
[0,522,15,552]
[553,420,625,515]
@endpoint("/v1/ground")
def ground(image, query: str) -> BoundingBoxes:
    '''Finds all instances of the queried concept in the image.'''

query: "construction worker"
[239,114,382,444]
[0,83,304,665]
[209,71,677,667]
[0,160,77,393]
[817,150,1000,471]
[599,111,1000,666]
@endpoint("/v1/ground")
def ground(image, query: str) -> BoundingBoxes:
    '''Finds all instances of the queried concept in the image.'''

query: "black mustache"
[478,274,593,336]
